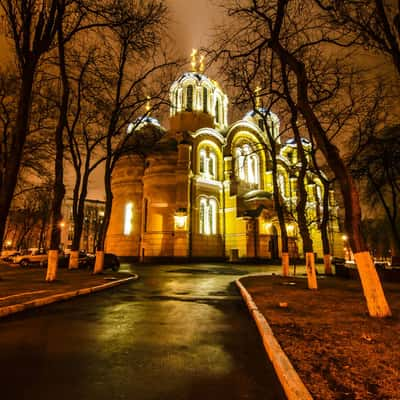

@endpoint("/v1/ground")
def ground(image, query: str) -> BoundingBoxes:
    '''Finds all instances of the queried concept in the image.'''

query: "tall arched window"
[124,202,133,235]
[199,147,217,179]
[174,90,179,112]
[199,197,218,235]
[186,85,193,111]
[278,173,286,197]
[199,149,206,174]
[236,148,245,180]
[235,143,260,186]
[209,152,216,177]
[215,98,220,123]
[203,87,208,112]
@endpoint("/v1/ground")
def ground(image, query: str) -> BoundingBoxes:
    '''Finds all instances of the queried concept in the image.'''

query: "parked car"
[79,252,120,271]
[39,253,70,268]
[12,250,48,267]
[0,251,20,262]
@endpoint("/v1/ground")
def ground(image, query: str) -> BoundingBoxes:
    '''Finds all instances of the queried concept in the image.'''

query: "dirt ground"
[241,274,400,400]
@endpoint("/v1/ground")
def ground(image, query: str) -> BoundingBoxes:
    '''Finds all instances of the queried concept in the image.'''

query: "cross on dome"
[190,49,205,73]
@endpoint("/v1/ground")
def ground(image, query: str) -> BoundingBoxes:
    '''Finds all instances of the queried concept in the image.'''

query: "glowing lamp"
[264,222,272,233]
[174,208,187,230]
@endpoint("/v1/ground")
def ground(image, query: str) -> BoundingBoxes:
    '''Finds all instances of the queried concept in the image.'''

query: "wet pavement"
[0,263,299,399]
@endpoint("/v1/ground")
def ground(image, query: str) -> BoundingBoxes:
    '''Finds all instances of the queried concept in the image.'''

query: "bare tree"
[351,123,400,257]
[315,0,400,77]
[281,60,318,289]
[5,184,52,250]
[64,46,107,269]
[0,0,64,252]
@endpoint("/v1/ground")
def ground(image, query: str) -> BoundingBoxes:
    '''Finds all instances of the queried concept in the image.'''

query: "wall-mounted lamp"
[264,221,273,233]
[174,208,188,230]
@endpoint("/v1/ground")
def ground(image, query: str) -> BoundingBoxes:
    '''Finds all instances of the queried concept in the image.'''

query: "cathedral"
[105,59,343,262]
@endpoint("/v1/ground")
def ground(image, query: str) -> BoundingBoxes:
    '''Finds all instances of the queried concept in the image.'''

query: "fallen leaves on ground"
[241,275,400,400]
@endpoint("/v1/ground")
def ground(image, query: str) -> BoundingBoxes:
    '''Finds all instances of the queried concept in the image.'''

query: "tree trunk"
[323,254,332,275]
[321,181,332,274]
[282,65,317,287]
[46,249,59,282]
[93,250,104,274]
[354,251,392,317]
[68,169,89,269]
[282,252,289,276]
[93,160,113,274]
[305,252,318,290]
[69,250,79,270]
[269,138,289,275]
[46,23,68,282]
[291,108,317,289]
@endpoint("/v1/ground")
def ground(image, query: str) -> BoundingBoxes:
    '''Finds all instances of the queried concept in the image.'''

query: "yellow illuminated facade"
[106,69,343,261]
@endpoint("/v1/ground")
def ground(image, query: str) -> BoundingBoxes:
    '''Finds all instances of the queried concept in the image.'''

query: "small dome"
[244,107,280,143]
[175,72,210,85]
[285,137,310,146]
[127,116,161,134]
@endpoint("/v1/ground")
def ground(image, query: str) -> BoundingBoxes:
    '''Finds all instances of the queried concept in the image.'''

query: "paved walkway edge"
[236,276,313,400]
[0,275,138,318]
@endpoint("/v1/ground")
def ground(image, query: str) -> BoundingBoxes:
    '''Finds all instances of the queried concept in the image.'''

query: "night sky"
[166,0,222,56]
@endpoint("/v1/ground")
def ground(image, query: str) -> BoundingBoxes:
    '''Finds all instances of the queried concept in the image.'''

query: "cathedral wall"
[141,153,178,259]
[106,155,144,257]
[191,234,224,257]
[224,195,247,259]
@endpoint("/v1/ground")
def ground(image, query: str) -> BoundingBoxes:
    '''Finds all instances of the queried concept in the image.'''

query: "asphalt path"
[0,263,291,400]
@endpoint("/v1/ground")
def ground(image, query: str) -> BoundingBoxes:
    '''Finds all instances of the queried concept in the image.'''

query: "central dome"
[169,71,228,132]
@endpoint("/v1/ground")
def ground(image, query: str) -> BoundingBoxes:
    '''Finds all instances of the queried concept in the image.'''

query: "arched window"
[199,147,217,179]
[124,202,133,235]
[199,197,218,235]
[236,148,245,180]
[174,90,178,112]
[186,85,193,111]
[199,149,206,174]
[235,143,260,186]
[248,154,259,184]
[203,86,208,112]
[209,152,216,177]
[215,98,220,123]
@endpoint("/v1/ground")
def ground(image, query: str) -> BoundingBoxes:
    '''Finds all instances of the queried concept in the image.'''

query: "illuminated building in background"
[106,60,343,261]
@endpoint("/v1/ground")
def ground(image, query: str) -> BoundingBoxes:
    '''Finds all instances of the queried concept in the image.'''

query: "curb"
[0,275,138,319]
[236,276,313,400]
